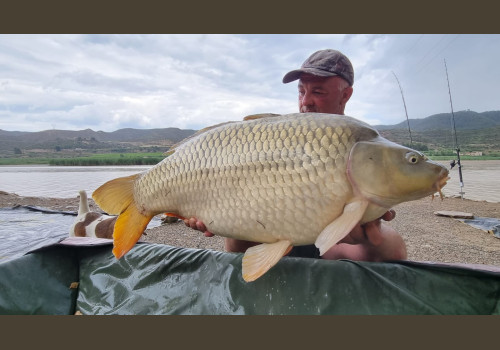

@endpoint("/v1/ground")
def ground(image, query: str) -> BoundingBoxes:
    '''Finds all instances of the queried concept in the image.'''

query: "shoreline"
[1,191,499,266]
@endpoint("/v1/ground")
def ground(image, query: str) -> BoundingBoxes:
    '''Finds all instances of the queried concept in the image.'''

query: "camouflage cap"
[282,49,354,86]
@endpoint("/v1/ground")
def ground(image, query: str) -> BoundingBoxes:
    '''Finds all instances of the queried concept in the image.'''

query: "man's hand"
[322,209,407,261]
[184,217,214,237]
[339,209,396,246]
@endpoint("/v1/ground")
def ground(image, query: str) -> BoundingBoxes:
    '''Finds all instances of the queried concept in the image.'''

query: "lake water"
[0,161,499,264]
[0,165,152,199]
[438,160,500,203]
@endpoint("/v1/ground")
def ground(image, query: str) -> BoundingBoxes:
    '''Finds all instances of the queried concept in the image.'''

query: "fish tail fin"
[92,174,138,215]
[92,174,153,259]
[112,201,153,258]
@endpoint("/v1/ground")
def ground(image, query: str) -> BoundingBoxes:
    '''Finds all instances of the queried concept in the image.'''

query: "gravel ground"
[1,190,499,266]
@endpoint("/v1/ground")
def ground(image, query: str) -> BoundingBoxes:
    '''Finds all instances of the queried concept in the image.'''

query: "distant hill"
[1,110,499,158]
[0,127,197,156]
[0,127,196,145]
[375,110,500,131]
[374,110,500,154]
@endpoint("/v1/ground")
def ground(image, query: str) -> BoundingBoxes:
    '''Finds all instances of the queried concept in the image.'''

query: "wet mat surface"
[459,217,500,238]
[0,206,162,264]
[0,207,73,263]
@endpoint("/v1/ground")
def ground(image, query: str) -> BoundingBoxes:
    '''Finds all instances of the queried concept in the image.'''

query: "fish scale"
[93,112,449,282]
[135,114,354,245]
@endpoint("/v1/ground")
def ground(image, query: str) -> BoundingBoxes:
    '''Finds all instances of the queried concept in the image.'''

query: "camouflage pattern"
[282,49,355,86]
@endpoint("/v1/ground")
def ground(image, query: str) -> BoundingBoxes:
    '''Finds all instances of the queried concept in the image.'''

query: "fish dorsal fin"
[243,113,281,121]
[242,240,292,282]
[315,199,369,255]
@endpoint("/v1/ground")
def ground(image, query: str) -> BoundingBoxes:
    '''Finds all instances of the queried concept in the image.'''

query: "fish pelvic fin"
[92,174,152,259]
[112,201,153,259]
[242,240,292,282]
[315,200,369,256]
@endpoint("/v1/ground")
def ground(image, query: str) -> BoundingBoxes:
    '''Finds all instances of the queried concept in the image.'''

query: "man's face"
[298,74,353,115]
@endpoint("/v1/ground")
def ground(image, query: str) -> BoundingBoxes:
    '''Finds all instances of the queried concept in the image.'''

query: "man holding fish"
[185,49,408,262]
[94,48,449,281]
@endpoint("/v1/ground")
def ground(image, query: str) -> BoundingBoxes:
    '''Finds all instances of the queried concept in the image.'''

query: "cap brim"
[282,68,338,84]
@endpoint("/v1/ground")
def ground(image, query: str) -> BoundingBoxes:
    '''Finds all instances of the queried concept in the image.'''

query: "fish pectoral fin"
[112,201,153,259]
[315,200,369,256]
[242,240,292,282]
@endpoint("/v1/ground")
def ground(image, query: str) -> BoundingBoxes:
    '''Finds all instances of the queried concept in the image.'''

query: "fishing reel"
[450,159,457,169]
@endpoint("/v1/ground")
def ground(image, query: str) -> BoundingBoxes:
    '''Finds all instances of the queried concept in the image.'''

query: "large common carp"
[93,113,449,282]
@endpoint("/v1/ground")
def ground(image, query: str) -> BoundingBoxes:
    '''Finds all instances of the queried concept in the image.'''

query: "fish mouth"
[433,170,450,200]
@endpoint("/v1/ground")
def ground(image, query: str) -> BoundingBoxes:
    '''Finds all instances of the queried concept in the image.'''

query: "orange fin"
[242,240,292,282]
[164,212,187,220]
[92,174,139,215]
[92,173,152,259]
[113,201,153,259]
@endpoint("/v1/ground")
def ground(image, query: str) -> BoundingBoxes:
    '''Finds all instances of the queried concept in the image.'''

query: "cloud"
[0,34,499,132]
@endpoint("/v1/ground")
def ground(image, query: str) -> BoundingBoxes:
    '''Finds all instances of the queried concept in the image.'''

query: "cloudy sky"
[1,34,498,132]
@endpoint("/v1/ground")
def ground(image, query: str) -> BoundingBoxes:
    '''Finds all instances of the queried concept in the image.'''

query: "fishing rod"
[392,71,413,147]
[444,59,465,199]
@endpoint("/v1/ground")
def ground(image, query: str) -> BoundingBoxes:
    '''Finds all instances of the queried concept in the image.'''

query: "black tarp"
[1,237,499,315]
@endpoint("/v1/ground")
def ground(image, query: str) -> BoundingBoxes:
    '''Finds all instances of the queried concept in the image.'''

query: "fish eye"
[406,152,420,164]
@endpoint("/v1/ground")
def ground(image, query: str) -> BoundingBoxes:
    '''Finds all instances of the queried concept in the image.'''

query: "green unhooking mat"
[1,237,499,315]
